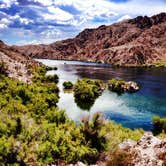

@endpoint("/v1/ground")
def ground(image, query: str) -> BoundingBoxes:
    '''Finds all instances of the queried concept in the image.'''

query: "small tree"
[0,62,7,75]
[153,116,166,134]
[81,113,107,152]
[63,81,73,89]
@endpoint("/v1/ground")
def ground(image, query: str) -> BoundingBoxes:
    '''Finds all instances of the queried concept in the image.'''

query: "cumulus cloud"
[0,23,7,29]
[0,0,165,45]
[53,0,166,17]
[1,18,11,24]
[29,0,53,6]
[117,14,132,22]
[19,18,33,25]
[0,0,18,8]
[44,6,74,22]
[0,17,11,29]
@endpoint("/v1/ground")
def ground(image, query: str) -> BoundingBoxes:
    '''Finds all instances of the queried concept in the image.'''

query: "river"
[36,59,166,130]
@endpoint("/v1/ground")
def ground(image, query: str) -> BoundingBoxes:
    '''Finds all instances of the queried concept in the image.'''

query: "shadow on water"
[75,98,95,111]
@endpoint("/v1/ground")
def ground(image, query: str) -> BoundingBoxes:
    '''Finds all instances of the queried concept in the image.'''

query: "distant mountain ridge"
[11,12,166,66]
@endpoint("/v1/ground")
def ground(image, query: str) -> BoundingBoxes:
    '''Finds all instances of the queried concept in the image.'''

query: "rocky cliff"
[13,13,166,66]
[0,40,36,82]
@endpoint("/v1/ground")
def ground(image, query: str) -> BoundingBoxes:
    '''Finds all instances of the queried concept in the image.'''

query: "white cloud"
[29,0,53,6]
[0,24,7,29]
[104,0,166,16]
[0,0,18,8]
[117,15,132,22]
[0,18,11,29]
[9,28,34,39]
[15,38,63,45]
[50,0,166,30]
[9,14,20,20]
[0,4,6,8]
[19,18,33,25]
[1,18,11,24]
[44,7,74,21]
[15,39,41,45]
[54,0,118,20]
[40,28,62,39]
[8,14,33,25]
[53,0,166,17]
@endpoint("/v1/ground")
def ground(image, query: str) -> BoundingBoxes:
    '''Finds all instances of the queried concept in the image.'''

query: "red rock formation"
[13,13,166,66]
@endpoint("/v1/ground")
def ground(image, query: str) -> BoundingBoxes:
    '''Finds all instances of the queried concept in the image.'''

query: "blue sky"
[0,0,165,45]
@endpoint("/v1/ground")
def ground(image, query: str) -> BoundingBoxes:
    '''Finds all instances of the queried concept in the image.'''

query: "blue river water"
[36,59,166,131]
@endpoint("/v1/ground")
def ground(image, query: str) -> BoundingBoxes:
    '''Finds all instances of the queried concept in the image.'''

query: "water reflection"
[36,59,166,130]
[75,98,95,111]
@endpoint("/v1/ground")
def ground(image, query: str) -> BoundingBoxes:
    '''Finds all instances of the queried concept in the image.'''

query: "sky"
[0,0,165,45]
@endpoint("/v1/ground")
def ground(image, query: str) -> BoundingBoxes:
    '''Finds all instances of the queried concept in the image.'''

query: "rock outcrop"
[51,133,166,166]
[108,79,140,93]
[119,132,166,166]
[0,40,36,82]
[13,12,166,66]
[123,81,140,93]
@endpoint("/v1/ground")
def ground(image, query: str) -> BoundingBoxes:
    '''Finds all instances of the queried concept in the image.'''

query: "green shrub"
[43,74,59,83]
[63,81,73,89]
[74,79,105,102]
[16,88,31,105]
[153,116,166,134]
[154,61,166,67]
[0,61,7,75]
[31,66,58,83]
[73,79,105,110]
[45,66,57,70]
[108,79,125,94]
[81,113,107,152]
[74,83,95,102]
[106,149,135,166]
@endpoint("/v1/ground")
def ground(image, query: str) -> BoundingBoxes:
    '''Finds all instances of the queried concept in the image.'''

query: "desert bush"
[108,79,125,94]
[63,81,73,89]
[0,61,7,75]
[45,66,57,71]
[32,66,58,83]
[153,116,166,134]
[74,78,105,102]
[43,74,59,83]
[106,149,135,166]
[81,113,107,152]
[154,61,166,67]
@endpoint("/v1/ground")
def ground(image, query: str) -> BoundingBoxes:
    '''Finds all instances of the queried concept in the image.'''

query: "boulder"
[123,81,140,93]
[108,79,140,93]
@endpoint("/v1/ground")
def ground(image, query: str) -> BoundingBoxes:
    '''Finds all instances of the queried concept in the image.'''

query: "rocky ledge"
[0,40,38,82]
[119,132,166,166]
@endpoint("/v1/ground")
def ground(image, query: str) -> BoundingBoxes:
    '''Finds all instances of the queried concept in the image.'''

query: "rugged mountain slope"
[0,40,35,82]
[14,13,166,66]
